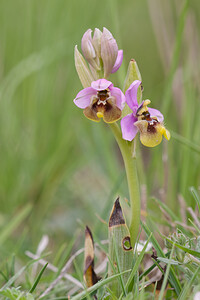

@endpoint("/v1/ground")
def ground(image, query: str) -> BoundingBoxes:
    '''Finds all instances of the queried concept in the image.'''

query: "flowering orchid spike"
[121,80,170,147]
[74,79,125,123]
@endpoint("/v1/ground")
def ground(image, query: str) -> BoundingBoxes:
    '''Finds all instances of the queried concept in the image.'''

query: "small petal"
[81,29,100,70]
[158,126,171,141]
[91,79,113,91]
[121,114,138,141]
[74,87,96,109]
[92,28,102,57]
[111,50,123,73]
[148,108,164,122]
[125,80,141,112]
[110,86,126,110]
[81,29,95,57]
[74,45,94,88]
[103,101,122,123]
[101,27,118,78]
[83,106,100,122]
[83,96,121,123]
[136,100,151,118]
[163,129,170,140]
[89,65,98,81]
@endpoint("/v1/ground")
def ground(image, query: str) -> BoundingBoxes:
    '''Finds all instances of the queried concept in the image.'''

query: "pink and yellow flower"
[121,80,170,147]
[74,79,125,123]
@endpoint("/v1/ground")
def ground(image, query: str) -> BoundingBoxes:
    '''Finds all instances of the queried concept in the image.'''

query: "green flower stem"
[109,122,140,249]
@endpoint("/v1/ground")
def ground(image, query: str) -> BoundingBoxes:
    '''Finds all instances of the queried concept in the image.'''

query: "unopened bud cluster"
[75,28,123,87]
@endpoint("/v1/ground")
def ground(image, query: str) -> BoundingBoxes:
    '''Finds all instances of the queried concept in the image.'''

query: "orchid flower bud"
[122,59,143,119]
[101,27,118,79]
[123,59,142,96]
[75,28,123,83]
[92,28,102,58]
[111,50,123,73]
[81,29,100,70]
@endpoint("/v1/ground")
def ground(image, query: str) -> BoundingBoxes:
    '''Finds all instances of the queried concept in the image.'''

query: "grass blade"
[171,131,200,154]
[189,186,200,211]
[162,0,189,113]
[0,204,32,244]
[1,259,38,290]
[177,265,200,300]
[142,222,182,296]
[60,270,131,300]
[158,244,175,300]
[118,234,152,300]
[165,237,200,258]
[29,263,48,293]
[152,197,179,221]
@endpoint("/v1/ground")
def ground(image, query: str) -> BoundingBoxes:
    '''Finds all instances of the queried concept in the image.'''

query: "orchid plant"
[73,27,170,297]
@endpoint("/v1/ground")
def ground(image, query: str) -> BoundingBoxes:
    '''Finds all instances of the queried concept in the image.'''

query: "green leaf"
[29,263,48,293]
[158,244,175,300]
[63,270,131,300]
[0,204,32,244]
[162,0,189,113]
[152,197,179,222]
[157,257,180,265]
[142,222,182,296]
[118,234,152,300]
[177,265,200,300]
[108,198,134,297]
[171,131,200,154]
[165,237,200,258]
[189,186,200,212]
[1,258,43,291]
[0,287,34,300]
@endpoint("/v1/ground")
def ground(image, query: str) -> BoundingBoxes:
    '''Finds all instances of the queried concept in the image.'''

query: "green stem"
[109,122,140,249]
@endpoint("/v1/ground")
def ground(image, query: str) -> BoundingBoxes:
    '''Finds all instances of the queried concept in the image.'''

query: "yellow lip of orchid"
[134,120,170,147]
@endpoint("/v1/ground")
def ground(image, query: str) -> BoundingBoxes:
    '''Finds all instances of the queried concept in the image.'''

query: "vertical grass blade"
[162,0,189,113]
[29,263,48,293]
[0,204,32,244]
[177,265,200,300]
[158,244,175,300]
[189,186,200,212]
[142,222,182,296]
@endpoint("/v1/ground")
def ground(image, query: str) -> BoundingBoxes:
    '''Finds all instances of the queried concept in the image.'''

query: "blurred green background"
[0,0,199,261]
